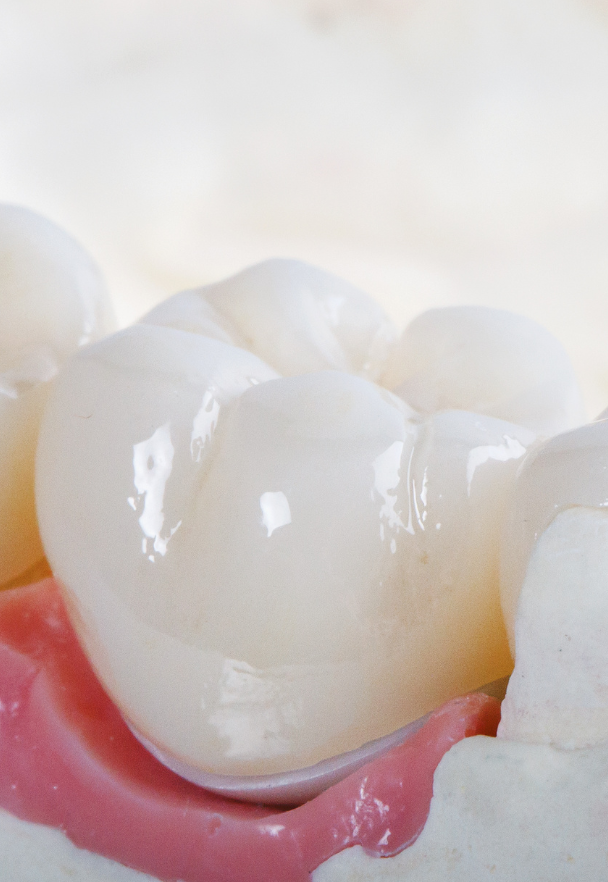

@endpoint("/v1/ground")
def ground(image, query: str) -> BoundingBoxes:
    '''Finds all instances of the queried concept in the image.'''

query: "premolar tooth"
[141,258,397,381]
[36,314,536,777]
[500,417,608,650]
[0,204,115,587]
[382,306,585,436]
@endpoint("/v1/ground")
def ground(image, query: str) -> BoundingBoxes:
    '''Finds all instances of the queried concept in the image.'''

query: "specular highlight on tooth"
[382,306,585,436]
[36,303,536,777]
[0,204,116,587]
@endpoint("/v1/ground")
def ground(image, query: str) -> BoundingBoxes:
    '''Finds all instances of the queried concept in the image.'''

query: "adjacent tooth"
[0,204,115,588]
[500,417,608,650]
[36,310,535,778]
[499,506,608,747]
[382,306,585,437]
[141,258,398,382]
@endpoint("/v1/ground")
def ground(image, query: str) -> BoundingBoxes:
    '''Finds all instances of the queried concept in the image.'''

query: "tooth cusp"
[142,258,398,381]
[383,306,584,436]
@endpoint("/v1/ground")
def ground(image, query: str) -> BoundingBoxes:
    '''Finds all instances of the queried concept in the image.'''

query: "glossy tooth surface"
[141,258,397,382]
[36,314,534,778]
[382,306,585,437]
[0,204,115,587]
[500,417,608,649]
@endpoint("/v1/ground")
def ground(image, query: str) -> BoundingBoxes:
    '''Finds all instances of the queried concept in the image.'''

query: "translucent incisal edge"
[500,417,608,650]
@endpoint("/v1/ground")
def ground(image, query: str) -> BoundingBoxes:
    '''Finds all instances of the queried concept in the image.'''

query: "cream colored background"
[3,0,608,412]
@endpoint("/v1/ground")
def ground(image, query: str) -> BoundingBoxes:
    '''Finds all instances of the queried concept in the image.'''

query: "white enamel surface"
[499,507,608,747]
[499,417,608,649]
[142,259,397,382]
[36,304,536,777]
[0,204,115,587]
[383,306,585,437]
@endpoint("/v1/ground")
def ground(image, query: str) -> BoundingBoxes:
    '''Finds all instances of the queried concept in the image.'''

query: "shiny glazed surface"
[36,320,526,776]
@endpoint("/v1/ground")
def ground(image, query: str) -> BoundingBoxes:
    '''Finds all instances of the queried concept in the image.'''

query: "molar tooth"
[141,258,397,381]
[36,314,536,778]
[383,306,585,437]
[0,204,115,587]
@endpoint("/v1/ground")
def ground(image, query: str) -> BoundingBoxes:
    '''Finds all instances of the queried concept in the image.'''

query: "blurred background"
[2,0,608,412]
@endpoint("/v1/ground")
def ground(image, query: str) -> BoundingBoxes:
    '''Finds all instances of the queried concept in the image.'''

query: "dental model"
[0,221,602,880]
